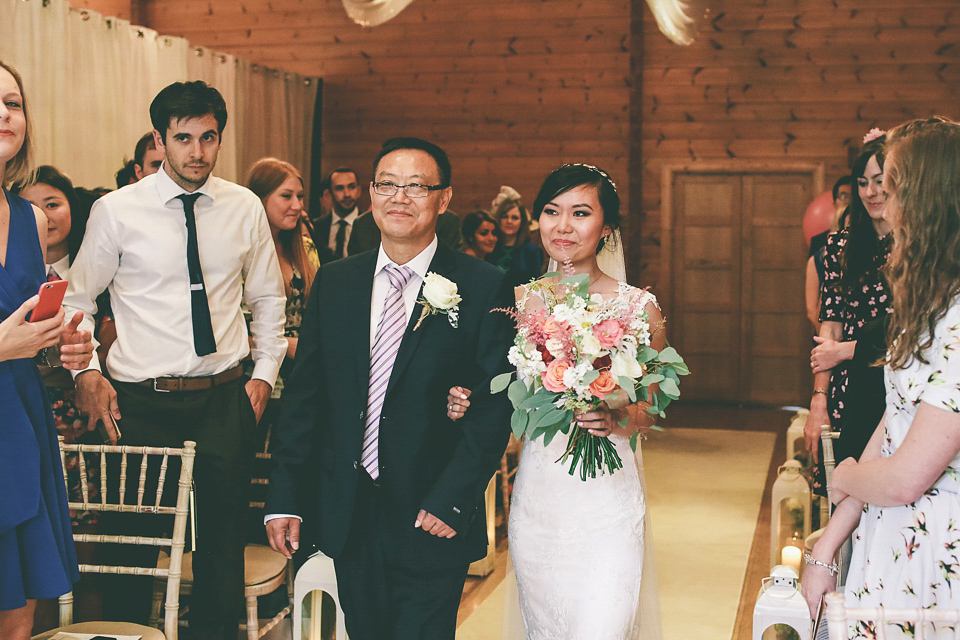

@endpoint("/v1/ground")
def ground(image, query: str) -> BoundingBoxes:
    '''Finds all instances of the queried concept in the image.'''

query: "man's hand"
[245,378,271,424]
[0,295,62,362]
[415,510,457,538]
[266,517,300,559]
[59,311,94,370]
[74,370,121,444]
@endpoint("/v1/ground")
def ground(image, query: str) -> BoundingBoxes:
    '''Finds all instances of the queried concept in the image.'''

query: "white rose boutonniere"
[414,272,462,330]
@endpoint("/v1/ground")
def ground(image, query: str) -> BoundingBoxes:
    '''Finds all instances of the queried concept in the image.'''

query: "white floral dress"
[844,302,960,639]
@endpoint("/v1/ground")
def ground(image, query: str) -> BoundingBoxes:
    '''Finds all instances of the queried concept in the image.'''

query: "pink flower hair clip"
[863,128,886,144]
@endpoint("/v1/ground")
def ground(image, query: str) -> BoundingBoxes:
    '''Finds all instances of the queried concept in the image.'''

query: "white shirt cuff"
[264,513,302,525]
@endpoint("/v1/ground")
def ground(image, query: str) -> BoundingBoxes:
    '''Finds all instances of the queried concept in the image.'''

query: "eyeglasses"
[372,181,446,198]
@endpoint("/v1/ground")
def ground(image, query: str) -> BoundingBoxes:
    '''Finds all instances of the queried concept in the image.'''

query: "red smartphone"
[29,279,68,322]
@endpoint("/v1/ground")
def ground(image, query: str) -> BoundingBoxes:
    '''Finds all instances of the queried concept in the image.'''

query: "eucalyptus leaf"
[518,392,556,411]
[491,372,513,394]
[658,346,684,363]
[638,346,659,361]
[542,427,559,447]
[618,376,638,402]
[673,362,691,376]
[510,410,528,439]
[534,407,570,429]
[629,432,639,451]
[507,379,530,408]
[582,369,600,384]
[660,377,680,398]
[641,373,665,385]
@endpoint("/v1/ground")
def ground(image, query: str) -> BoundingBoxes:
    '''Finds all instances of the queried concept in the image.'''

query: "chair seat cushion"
[159,543,287,586]
[32,620,165,640]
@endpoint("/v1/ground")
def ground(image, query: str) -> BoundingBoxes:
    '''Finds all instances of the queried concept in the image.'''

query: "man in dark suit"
[349,206,463,255]
[265,137,514,639]
[311,167,361,262]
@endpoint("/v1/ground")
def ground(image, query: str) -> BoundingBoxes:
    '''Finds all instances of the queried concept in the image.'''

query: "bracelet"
[803,553,839,576]
[812,389,828,396]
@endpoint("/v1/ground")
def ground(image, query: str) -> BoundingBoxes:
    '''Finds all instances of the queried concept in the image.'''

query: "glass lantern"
[786,409,808,465]
[770,460,812,571]
[753,565,812,640]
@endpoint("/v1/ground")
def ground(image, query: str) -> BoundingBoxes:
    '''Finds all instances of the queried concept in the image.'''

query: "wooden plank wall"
[130,0,632,224]
[638,0,960,289]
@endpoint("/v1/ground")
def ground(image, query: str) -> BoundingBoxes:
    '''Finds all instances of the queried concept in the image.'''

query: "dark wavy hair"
[532,163,621,253]
[833,136,887,294]
[461,209,499,251]
[12,165,91,264]
[883,116,960,368]
[149,81,227,142]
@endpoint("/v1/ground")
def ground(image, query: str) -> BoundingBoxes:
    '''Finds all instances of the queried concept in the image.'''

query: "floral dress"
[819,229,894,428]
[844,300,960,639]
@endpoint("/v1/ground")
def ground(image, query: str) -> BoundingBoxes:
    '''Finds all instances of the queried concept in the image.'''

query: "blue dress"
[0,190,78,611]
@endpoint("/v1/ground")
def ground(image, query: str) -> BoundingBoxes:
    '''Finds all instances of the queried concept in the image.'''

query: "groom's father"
[266,137,514,639]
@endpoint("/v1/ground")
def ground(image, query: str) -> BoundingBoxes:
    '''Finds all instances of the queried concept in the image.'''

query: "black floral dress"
[819,229,893,456]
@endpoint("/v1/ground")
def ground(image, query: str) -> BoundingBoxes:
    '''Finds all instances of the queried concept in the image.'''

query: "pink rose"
[542,359,570,393]
[593,318,624,349]
[542,315,568,337]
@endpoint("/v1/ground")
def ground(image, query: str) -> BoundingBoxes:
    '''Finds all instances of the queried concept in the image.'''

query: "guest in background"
[805,175,853,332]
[132,130,163,181]
[803,116,960,638]
[246,157,320,396]
[115,160,136,188]
[487,185,544,286]
[461,209,499,260]
[0,59,92,640]
[313,167,361,262]
[15,165,114,526]
[806,132,892,478]
[308,173,332,232]
[64,80,287,638]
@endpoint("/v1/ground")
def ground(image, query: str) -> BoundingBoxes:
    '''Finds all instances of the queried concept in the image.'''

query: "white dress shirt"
[327,208,359,256]
[264,235,438,525]
[63,167,287,385]
[369,236,438,350]
[47,255,70,281]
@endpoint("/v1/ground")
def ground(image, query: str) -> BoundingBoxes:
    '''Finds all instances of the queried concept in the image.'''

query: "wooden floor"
[33,401,791,640]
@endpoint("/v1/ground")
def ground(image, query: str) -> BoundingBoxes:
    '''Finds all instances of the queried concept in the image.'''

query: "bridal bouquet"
[491,273,688,480]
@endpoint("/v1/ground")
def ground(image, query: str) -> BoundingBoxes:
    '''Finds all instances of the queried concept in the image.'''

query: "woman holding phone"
[0,60,93,639]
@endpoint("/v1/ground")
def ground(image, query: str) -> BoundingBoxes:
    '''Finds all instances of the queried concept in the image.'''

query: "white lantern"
[786,409,808,463]
[753,565,812,640]
[770,460,812,570]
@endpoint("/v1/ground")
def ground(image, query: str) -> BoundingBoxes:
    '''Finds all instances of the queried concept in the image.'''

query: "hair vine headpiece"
[863,128,886,144]
[562,163,618,193]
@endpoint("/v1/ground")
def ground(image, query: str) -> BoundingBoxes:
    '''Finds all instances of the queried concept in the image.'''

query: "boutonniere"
[414,272,461,330]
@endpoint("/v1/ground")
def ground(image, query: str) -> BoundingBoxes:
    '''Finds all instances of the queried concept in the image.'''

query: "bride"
[447,163,664,639]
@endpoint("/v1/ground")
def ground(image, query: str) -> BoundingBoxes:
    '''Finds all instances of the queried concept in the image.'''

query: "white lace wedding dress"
[501,282,662,639]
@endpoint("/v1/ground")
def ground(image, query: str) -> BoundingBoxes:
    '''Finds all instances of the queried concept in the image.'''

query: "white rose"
[610,344,645,379]
[422,273,461,310]
[579,333,602,359]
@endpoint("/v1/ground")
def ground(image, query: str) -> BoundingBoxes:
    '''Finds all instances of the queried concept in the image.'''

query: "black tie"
[177,193,217,356]
[334,218,347,260]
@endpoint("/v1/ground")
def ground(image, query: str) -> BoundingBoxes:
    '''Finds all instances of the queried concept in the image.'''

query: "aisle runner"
[456,428,775,640]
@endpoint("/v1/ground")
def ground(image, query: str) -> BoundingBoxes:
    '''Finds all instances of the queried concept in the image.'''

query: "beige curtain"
[0,0,318,189]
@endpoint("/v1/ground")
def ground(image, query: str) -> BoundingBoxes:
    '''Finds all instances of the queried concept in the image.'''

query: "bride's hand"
[447,386,472,421]
[575,404,625,438]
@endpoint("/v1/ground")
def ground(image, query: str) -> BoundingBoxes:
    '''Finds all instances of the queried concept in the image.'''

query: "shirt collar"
[49,255,70,279]
[333,208,359,223]
[154,162,216,206]
[375,235,439,283]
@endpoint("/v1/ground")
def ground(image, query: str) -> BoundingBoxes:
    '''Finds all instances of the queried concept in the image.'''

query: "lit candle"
[781,544,803,574]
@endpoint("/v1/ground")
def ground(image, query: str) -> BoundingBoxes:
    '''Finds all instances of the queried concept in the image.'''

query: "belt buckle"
[152,378,172,393]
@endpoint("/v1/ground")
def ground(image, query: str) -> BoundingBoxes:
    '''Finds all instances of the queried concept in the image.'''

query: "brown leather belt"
[136,364,244,393]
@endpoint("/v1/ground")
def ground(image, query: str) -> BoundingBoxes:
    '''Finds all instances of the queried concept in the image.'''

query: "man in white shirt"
[63,81,286,640]
[312,167,360,261]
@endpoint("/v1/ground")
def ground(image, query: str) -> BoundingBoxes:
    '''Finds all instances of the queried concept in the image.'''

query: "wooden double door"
[664,167,822,405]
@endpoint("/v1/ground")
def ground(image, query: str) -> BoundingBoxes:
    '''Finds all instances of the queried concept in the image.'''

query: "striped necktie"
[360,263,415,480]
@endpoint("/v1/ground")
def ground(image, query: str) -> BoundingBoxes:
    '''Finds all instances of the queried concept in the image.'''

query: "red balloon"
[802,190,837,246]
